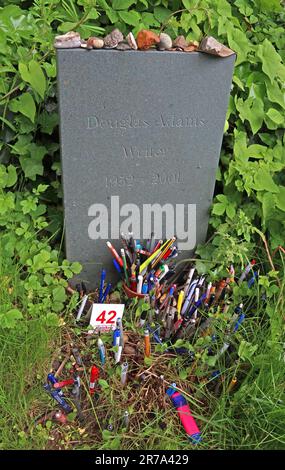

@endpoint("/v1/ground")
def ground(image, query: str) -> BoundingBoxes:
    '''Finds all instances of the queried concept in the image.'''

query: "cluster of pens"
[106,233,178,295]
[75,269,112,322]
[108,240,257,443]
[149,259,257,346]
[43,347,84,422]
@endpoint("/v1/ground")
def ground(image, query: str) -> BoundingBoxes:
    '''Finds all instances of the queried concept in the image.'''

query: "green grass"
[0,320,59,450]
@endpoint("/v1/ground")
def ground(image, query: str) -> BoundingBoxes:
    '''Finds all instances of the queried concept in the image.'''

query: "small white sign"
[89,304,125,332]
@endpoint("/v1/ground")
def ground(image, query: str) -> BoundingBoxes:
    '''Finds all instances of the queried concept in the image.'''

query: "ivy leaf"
[112,0,135,9]
[227,26,252,65]
[9,92,36,123]
[262,192,276,226]
[19,60,46,99]
[265,79,285,110]
[70,262,82,274]
[276,187,285,211]
[154,6,172,23]
[255,0,283,12]
[257,39,285,84]
[141,12,160,28]
[235,96,264,134]
[118,10,140,26]
[0,165,17,188]
[212,202,226,215]
[266,108,284,126]
[19,144,47,180]
[253,168,279,193]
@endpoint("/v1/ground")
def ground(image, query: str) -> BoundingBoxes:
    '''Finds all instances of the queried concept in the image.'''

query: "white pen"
[137,274,143,294]
[121,362,128,385]
[181,280,198,316]
[183,267,195,296]
[115,345,122,363]
[76,294,88,322]
[190,287,200,323]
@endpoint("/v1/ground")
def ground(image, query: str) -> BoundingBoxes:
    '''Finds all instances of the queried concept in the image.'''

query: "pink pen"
[166,383,201,443]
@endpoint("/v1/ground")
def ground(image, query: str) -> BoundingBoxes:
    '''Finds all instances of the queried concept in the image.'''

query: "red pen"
[53,379,75,389]
[130,271,137,291]
[162,247,172,260]
[89,365,100,395]
[106,241,123,267]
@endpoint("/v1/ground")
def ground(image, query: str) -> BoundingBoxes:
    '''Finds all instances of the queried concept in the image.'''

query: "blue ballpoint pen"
[113,328,121,347]
[44,383,73,413]
[113,259,122,274]
[101,282,112,302]
[186,293,207,318]
[47,373,64,396]
[248,271,258,288]
[99,269,106,302]
[233,313,246,332]
[181,280,198,315]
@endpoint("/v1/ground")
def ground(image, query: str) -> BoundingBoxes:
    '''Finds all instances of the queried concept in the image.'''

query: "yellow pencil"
[177,291,184,319]
[139,238,172,274]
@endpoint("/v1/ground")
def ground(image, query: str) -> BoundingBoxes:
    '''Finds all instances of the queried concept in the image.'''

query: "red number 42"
[96,310,117,324]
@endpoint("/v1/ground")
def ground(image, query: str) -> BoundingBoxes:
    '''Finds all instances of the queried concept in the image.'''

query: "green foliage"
[0,173,81,326]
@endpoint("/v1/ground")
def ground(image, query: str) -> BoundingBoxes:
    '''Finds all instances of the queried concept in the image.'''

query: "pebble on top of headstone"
[199,36,235,57]
[54,31,81,48]
[86,37,104,49]
[53,28,235,58]
[126,32,138,50]
[173,35,189,50]
[104,28,124,48]
[158,33,172,50]
[136,30,160,50]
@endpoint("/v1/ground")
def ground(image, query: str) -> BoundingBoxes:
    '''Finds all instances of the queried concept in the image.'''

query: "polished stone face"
[57,49,235,288]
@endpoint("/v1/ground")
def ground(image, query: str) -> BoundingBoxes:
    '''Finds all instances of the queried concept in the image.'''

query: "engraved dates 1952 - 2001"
[105,172,183,189]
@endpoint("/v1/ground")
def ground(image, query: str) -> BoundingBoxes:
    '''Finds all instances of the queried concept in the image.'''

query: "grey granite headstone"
[56,49,235,288]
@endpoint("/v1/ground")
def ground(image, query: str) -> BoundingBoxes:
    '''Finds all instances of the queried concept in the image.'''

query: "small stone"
[126,32,138,50]
[116,42,131,51]
[87,37,104,49]
[158,33,172,50]
[54,31,81,49]
[137,30,160,50]
[184,45,196,52]
[104,28,124,48]
[80,41,88,49]
[199,36,235,57]
[173,35,188,50]
[184,40,199,52]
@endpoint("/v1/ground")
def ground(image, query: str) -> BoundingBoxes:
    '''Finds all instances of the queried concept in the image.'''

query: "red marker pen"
[53,378,75,389]
[89,365,100,395]
[167,384,201,443]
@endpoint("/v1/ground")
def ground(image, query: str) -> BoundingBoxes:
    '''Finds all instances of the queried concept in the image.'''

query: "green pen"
[121,248,130,287]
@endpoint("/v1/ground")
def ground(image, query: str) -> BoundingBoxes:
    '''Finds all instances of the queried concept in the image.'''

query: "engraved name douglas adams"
[87,114,207,130]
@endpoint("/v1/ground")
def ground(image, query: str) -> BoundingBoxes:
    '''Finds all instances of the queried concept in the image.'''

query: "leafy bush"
[1,0,284,251]
[0,165,81,326]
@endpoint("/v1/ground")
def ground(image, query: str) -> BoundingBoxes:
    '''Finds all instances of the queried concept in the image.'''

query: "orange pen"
[144,329,151,357]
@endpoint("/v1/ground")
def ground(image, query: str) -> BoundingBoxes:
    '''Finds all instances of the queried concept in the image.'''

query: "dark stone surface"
[56,49,235,288]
